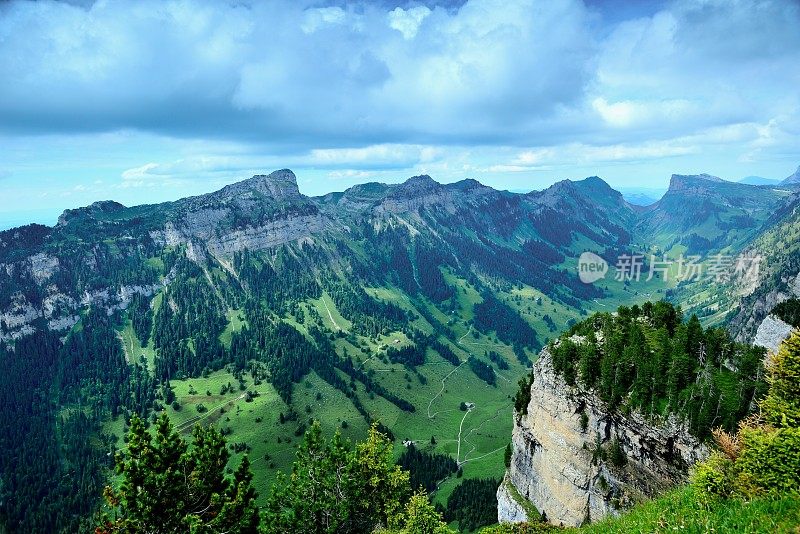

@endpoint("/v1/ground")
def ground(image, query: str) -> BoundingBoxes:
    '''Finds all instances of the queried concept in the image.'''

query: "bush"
[692,331,800,502]
[480,522,561,533]
[736,426,800,495]
[609,438,627,468]
[691,452,734,503]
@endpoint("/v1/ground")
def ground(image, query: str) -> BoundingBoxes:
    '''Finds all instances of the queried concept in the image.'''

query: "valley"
[1,168,799,532]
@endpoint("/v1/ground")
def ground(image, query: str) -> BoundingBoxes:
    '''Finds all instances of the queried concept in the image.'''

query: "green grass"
[118,319,157,370]
[311,291,353,332]
[579,486,800,534]
[219,308,246,348]
[109,271,723,528]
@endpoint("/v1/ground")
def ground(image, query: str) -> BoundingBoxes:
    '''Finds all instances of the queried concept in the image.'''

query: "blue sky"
[1,0,799,229]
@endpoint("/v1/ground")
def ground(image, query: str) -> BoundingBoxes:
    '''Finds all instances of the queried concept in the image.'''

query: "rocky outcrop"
[753,314,795,356]
[57,200,125,227]
[0,262,176,343]
[154,213,332,256]
[499,347,707,527]
[497,475,531,523]
[152,169,337,255]
[731,271,800,343]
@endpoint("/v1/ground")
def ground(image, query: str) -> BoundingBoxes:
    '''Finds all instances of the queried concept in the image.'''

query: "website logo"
[578,252,608,284]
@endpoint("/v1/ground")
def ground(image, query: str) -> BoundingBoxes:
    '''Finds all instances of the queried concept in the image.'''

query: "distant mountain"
[1,166,798,531]
[739,175,779,186]
[728,189,800,341]
[637,173,790,252]
[781,165,800,185]
[617,186,666,207]
[623,192,660,206]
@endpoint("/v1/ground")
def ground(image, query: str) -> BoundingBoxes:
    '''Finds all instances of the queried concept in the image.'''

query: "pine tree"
[761,331,800,428]
[96,412,259,533]
[388,491,454,534]
[264,422,411,534]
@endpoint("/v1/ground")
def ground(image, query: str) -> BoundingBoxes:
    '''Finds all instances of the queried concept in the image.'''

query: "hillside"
[492,316,800,533]
[486,486,800,533]
[637,173,789,253]
[0,168,798,531]
[0,169,654,532]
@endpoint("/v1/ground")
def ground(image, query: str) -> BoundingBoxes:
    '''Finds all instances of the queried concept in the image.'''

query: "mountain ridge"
[782,165,800,185]
[2,166,799,532]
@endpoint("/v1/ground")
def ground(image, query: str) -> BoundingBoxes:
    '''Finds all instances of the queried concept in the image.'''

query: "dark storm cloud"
[0,0,797,154]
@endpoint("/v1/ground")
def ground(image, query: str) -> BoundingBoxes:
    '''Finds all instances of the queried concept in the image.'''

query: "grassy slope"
[580,486,800,534]
[483,487,800,533]
[107,268,681,526]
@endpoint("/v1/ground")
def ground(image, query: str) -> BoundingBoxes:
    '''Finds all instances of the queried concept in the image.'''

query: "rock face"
[781,165,800,185]
[753,314,795,356]
[498,347,707,527]
[496,475,530,523]
[731,271,800,343]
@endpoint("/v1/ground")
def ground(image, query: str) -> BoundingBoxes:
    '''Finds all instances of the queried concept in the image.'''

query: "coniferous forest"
[542,301,767,440]
[3,1,800,531]
[1,166,799,533]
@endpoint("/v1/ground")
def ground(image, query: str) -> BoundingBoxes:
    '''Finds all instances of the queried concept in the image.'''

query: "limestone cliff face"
[152,169,338,255]
[731,271,800,344]
[753,314,795,357]
[498,347,707,527]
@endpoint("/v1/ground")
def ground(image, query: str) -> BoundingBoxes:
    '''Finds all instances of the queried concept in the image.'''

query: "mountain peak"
[574,175,619,195]
[390,174,442,199]
[667,173,725,191]
[781,165,800,185]
[195,169,302,208]
[57,200,125,226]
[402,174,438,188]
[244,169,300,199]
[448,178,485,190]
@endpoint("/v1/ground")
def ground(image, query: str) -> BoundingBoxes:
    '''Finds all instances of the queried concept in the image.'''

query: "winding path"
[321,294,346,332]
[455,404,473,463]
[427,359,467,419]
[459,403,511,464]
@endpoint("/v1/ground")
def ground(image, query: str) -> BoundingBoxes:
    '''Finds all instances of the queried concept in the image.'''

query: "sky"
[1,0,799,229]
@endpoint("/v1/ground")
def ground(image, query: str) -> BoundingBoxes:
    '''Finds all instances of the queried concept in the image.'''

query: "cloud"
[388,6,432,39]
[1,0,797,152]
[0,0,798,210]
[308,144,442,169]
[0,0,597,145]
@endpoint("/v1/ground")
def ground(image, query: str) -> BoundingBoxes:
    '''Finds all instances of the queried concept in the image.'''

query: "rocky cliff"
[753,314,795,357]
[498,346,707,527]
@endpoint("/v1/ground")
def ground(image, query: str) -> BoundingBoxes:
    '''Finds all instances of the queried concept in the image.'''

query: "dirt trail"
[175,393,246,434]
[321,294,347,333]
[427,359,467,419]
[455,404,473,463]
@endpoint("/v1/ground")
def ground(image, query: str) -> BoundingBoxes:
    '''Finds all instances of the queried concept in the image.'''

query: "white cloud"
[122,163,159,181]
[0,0,799,220]
[591,97,695,129]
[309,144,442,168]
[388,6,431,39]
[302,7,347,34]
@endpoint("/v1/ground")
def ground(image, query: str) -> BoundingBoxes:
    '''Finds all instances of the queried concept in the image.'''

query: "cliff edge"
[498,345,707,527]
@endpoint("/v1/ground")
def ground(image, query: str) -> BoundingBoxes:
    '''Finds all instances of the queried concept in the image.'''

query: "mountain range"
[1,167,799,531]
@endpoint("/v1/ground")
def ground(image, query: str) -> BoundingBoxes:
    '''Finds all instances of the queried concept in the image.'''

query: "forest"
[542,301,767,439]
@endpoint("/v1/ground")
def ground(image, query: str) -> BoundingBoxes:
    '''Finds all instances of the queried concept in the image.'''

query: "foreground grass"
[485,487,800,534]
[582,487,800,533]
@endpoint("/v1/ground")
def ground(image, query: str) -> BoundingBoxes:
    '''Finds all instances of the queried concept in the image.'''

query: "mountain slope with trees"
[0,169,797,531]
